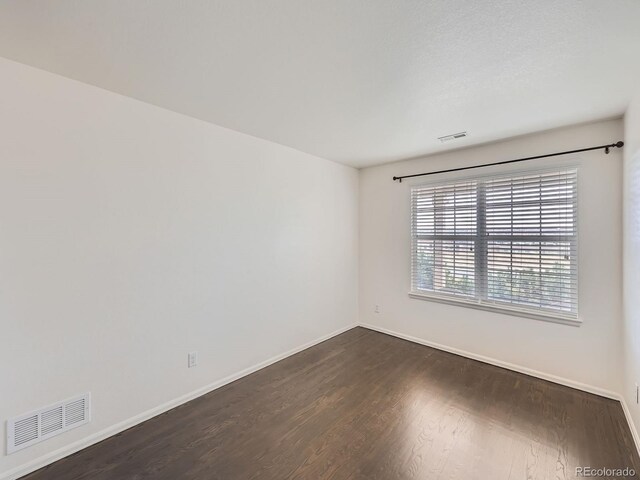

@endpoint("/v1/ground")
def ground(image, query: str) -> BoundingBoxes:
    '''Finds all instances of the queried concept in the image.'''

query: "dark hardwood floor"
[23,327,640,480]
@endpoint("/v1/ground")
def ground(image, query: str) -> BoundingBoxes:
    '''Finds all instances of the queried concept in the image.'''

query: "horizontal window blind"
[411,168,578,319]
[412,181,478,298]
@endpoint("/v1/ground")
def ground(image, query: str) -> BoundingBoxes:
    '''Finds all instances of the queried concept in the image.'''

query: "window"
[410,168,578,323]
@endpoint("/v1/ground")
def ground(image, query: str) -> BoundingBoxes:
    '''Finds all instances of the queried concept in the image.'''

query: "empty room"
[1,1,640,479]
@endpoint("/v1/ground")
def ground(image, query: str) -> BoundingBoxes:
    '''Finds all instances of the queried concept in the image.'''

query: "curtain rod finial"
[616,141,624,148]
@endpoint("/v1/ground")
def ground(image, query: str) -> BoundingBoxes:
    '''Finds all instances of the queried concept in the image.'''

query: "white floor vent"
[6,393,91,454]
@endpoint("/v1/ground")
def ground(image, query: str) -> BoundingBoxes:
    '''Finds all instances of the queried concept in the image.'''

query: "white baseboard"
[1,323,357,480]
[360,322,640,457]
[620,396,640,457]
[359,323,619,399]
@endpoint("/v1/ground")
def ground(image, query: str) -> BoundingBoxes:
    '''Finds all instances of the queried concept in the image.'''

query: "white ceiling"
[0,1,639,168]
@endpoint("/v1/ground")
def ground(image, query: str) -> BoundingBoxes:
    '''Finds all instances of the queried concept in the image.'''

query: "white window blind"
[411,168,578,321]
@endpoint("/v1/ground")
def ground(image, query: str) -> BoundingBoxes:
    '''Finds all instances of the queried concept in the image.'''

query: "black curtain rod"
[392,141,624,182]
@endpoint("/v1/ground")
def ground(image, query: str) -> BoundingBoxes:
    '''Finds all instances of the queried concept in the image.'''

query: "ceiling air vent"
[6,393,91,454]
[438,131,468,143]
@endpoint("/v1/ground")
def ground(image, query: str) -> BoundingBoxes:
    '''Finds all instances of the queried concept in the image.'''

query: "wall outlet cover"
[188,351,198,368]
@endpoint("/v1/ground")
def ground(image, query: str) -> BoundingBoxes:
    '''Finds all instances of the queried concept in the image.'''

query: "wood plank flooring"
[23,327,640,480]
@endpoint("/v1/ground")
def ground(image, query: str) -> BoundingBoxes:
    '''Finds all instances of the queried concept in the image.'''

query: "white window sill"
[408,292,581,327]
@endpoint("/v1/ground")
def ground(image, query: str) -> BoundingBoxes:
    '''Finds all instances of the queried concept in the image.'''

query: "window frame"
[409,165,580,326]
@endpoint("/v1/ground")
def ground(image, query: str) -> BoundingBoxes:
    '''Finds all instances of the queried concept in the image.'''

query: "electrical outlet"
[188,351,198,368]
[374,305,381,314]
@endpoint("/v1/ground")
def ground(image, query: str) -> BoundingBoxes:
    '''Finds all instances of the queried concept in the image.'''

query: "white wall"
[360,119,624,395]
[623,93,640,440]
[0,57,358,477]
